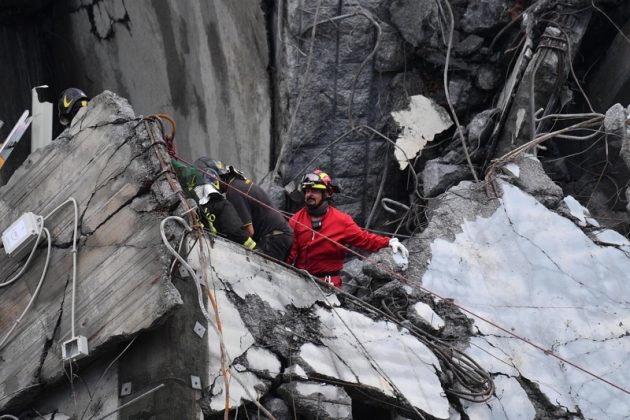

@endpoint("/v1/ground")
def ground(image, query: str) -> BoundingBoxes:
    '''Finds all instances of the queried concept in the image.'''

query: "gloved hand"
[389,237,409,258]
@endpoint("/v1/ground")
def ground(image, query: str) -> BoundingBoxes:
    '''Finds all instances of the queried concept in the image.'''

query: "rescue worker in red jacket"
[287,170,409,287]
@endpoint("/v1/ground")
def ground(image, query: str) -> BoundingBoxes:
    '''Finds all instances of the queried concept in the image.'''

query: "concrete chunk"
[0,91,182,411]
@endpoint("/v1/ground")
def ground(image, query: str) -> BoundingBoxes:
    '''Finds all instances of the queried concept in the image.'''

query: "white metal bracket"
[193,322,206,338]
[190,375,202,390]
[61,335,89,361]
[121,382,132,397]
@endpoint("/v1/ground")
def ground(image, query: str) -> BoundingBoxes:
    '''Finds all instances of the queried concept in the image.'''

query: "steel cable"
[173,149,630,396]
[159,101,630,403]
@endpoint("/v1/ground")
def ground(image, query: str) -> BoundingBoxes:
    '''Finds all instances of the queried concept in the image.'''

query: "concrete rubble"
[391,95,453,170]
[2,0,630,419]
[4,88,627,419]
[272,0,630,237]
[0,92,488,419]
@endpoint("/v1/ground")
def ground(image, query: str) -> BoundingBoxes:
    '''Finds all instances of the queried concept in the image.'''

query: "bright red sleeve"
[341,213,390,251]
[286,216,298,264]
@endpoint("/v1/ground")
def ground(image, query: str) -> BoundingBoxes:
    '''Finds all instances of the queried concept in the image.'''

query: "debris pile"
[2,0,630,418]
[273,0,630,235]
[1,91,628,419]
[270,0,630,417]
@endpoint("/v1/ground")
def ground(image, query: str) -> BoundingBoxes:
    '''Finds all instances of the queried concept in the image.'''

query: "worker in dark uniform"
[172,159,256,250]
[58,88,89,126]
[194,158,293,261]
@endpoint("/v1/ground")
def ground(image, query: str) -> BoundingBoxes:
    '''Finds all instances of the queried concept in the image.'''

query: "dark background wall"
[0,0,272,184]
[0,1,54,185]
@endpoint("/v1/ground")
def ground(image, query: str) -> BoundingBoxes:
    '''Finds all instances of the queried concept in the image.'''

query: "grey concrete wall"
[274,0,408,224]
[588,18,630,111]
[50,0,271,181]
[32,357,120,419]
[0,92,184,414]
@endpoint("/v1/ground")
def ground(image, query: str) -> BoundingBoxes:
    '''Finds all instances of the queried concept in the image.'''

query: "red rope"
[172,153,630,397]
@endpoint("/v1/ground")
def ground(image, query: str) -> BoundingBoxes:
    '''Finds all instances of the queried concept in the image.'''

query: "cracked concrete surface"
[50,0,272,181]
[0,91,182,412]
[2,93,627,417]
[186,236,450,419]
[69,0,131,41]
[418,180,630,418]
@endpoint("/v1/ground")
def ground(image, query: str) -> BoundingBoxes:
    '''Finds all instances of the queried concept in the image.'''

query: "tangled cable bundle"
[379,295,494,402]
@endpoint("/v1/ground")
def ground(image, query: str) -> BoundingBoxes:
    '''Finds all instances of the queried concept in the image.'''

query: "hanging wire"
[270,0,324,180]
[435,0,479,182]
[160,217,278,420]
[179,151,630,397]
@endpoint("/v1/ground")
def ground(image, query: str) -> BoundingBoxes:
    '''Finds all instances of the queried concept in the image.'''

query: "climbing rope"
[143,116,232,418]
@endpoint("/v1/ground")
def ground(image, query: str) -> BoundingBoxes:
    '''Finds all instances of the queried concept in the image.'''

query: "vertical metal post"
[31,85,53,152]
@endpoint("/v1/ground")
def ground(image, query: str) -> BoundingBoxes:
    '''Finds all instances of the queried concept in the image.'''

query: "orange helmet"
[300,170,340,194]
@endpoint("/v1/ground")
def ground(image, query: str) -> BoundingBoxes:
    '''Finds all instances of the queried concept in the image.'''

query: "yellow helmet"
[301,170,340,194]
[58,88,88,126]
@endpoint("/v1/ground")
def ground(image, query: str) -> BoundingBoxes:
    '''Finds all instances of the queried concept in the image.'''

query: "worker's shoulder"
[289,207,307,222]
[328,206,356,227]
[230,177,260,194]
[290,207,306,218]
[328,205,353,222]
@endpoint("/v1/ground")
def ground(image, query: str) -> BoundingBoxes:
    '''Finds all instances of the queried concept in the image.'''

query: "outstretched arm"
[343,216,390,252]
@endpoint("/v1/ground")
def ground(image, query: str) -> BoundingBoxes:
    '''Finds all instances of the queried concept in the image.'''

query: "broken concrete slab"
[183,236,341,413]
[0,91,182,412]
[278,381,352,420]
[461,375,536,419]
[184,234,451,419]
[422,159,472,197]
[391,95,453,170]
[408,301,444,332]
[558,195,600,228]
[590,228,630,252]
[298,306,449,418]
[498,155,564,207]
[244,346,282,380]
[413,180,630,418]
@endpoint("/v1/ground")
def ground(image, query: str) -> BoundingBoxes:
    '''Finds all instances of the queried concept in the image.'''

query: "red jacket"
[287,206,390,286]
